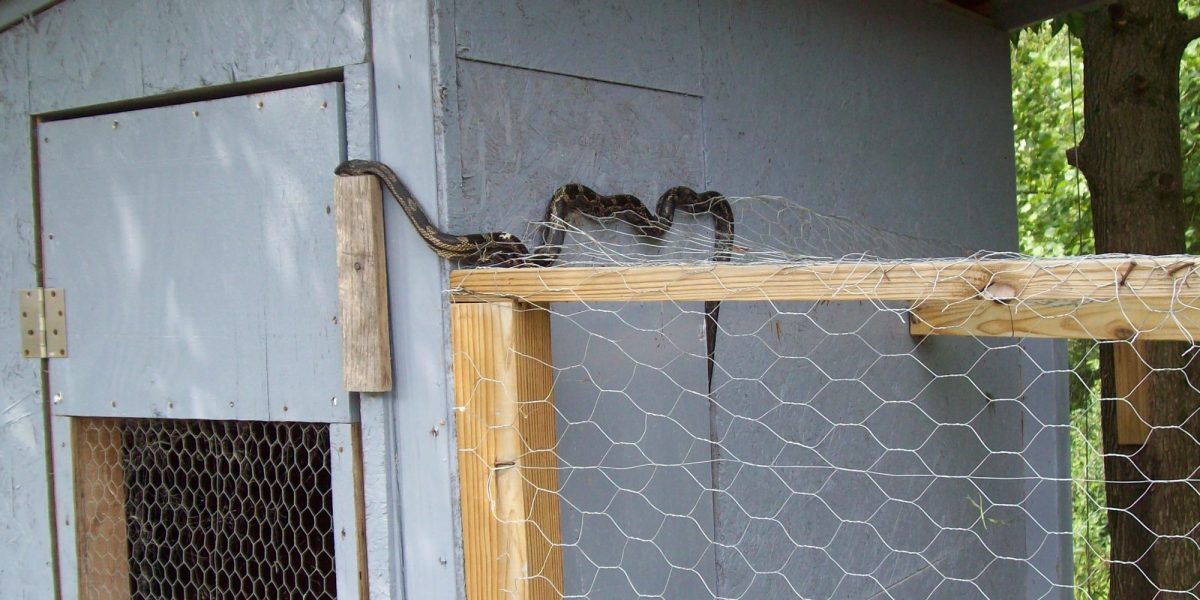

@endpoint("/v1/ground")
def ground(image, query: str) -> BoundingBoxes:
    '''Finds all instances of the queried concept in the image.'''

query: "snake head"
[473,233,530,267]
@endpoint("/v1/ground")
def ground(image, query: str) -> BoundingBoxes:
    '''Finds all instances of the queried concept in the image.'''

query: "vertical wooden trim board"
[331,422,371,599]
[72,418,129,600]
[335,175,394,392]
[1115,341,1152,445]
[451,301,564,600]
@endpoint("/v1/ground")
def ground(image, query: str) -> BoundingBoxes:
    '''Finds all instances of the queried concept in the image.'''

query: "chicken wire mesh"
[447,195,1200,599]
[72,418,336,599]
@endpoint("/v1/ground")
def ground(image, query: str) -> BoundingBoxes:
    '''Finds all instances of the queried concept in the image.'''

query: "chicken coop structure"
[0,1,1145,599]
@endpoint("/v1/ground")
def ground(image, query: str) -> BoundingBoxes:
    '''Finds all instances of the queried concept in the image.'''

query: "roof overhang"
[947,0,1112,30]
[2,0,1112,48]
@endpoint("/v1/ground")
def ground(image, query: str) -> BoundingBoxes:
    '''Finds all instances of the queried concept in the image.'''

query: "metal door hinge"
[19,288,67,359]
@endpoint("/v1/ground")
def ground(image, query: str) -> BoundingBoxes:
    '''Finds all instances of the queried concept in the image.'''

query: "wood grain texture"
[73,418,129,600]
[330,422,371,599]
[451,257,1200,305]
[910,297,1200,341]
[336,175,393,392]
[452,301,563,600]
[1114,341,1152,445]
[352,424,370,600]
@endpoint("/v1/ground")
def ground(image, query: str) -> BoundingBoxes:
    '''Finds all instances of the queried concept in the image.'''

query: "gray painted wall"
[0,19,52,600]
[438,0,1066,598]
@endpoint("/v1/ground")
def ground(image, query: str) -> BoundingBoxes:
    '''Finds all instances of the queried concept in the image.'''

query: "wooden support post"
[1115,340,1152,445]
[73,418,129,600]
[335,175,393,392]
[451,300,563,600]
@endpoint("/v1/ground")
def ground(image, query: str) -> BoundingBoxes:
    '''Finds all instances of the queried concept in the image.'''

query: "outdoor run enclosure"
[446,252,1200,598]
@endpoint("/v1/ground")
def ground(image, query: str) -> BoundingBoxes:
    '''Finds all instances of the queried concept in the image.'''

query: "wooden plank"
[450,257,1200,305]
[910,297,1200,341]
[331,423,370,599]
[452,301,563,600]
[351,424,370,600]
[1115,341,1152,445]
[73,418,129,600]
[336,175,393,392]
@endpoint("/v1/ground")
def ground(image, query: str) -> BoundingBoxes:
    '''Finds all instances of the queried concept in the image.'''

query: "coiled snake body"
[334,159,734,386]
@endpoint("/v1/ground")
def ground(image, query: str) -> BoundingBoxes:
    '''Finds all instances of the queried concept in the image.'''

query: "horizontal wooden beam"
[450,257,1200,305]
[910,297,1200,341]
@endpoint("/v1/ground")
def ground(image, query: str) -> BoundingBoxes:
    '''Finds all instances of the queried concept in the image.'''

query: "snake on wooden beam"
[334,159,734,391]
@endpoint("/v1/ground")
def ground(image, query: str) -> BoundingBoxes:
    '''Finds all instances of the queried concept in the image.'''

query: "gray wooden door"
[39,82,351,423]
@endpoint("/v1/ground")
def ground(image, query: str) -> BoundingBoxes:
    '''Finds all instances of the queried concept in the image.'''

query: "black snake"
[334,159,734,387]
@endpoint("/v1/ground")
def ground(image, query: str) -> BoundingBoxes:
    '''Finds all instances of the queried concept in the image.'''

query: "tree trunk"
[1073,1,1200,597]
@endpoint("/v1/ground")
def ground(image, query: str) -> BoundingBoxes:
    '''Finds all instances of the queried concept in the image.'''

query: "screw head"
[52,393,62,403]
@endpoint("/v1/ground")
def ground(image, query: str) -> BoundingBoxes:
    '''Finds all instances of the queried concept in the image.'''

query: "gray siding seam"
[456,55,704,99]
[695,0,721,592]
[0,0,58,34]
[440,0,471,596]
[34,67,344,121]
[696,0,710,190]
[31,111,64,600]
[27,16,60,593]
[431,0,470,597]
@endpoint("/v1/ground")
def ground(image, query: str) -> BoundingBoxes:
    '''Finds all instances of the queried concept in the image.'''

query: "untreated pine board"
[910,297,1200,341]
[452,301,563,600]
[336,175,393,392]
[450,257,1200,305]
[73,418,129,600]
[1115,341,1152,445]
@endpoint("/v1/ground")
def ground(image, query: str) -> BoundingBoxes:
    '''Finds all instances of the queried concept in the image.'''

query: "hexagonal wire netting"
[448,196,1200,599]
[73,418,335,599]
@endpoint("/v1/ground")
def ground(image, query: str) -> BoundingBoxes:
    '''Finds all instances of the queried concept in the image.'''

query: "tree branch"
[1180,16,1200,43]
[1066,146,1081,169]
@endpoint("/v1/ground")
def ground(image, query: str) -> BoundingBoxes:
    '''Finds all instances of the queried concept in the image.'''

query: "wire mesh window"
[73,418,336,599]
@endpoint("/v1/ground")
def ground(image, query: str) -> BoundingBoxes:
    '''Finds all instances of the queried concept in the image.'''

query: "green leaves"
[1012,26,1092,257]
[1012,6,1200,597]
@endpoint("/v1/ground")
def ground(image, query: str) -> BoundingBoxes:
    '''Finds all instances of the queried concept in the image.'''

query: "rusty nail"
[1167,261,1195,277]
[1118,261,1137,286]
